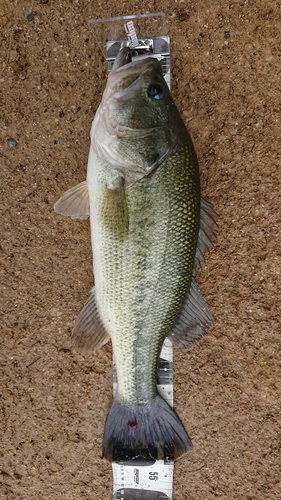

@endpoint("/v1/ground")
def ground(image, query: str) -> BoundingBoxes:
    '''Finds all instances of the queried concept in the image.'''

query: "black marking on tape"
[112,443,174,465]
[114,488,170,499]
[157,357,173,385]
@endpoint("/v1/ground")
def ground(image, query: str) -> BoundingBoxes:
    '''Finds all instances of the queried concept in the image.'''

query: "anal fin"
[72,288,110,354]
[54,180,90,220]
[167,278,212,348]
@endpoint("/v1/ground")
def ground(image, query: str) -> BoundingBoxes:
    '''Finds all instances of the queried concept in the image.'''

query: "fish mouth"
[111,47,155,72]
[111,47,132,71]
[108,48,157,91]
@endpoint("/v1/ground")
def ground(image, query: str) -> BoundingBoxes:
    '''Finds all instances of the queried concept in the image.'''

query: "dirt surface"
[1,1,280,498]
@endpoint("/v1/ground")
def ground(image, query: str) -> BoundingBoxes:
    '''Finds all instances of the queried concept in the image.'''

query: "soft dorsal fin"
[54,180,89,220]
[167,278,212,348]
[72,288,110,354]
[195,198,218,268]
[168,198,217,348]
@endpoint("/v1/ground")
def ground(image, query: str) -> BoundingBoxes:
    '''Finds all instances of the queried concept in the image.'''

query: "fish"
[54,47,217,463]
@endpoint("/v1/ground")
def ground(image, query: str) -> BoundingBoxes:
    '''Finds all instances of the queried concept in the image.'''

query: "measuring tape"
[106,26,174,500]
[108,28,173,500]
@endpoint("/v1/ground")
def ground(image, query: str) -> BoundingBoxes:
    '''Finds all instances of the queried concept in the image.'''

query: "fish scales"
[92,144,199,406]
[54,47,217,462]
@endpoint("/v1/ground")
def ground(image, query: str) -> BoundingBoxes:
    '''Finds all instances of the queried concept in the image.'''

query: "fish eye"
[147,83,165,100]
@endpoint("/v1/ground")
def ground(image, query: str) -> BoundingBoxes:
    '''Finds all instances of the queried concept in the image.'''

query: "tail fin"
[102,395,192,463]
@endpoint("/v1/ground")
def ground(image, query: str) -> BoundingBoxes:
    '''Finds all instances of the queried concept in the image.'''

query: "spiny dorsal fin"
[167,278,212,348]
[72,288,110,354]
[54,180,89,220]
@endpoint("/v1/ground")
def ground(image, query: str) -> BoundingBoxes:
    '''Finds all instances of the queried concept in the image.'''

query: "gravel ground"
[1,1,280,498]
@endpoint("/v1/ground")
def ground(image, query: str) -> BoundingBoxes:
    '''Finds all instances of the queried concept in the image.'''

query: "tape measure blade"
[112,460,174,499]
[104,20,174,499]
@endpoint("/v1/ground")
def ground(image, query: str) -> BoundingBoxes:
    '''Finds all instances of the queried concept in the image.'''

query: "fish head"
[91,48,179,182]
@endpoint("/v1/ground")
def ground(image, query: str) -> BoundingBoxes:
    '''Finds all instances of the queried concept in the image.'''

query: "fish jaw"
[90,114,176,183]
[89,114,150,182]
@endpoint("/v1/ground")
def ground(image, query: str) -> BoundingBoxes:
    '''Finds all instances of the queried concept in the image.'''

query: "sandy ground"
[1,1,280,499]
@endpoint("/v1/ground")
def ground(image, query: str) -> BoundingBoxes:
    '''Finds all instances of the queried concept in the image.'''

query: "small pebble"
[49,307,62,317]
[54,140,58,145]
[224,31,230,39]
[19,73,26,80]
[176,9,188,22]
[26,12,35,22]
[7,138,17,149]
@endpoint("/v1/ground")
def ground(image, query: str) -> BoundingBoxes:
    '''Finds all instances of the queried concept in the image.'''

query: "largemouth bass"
[54,48,217,462]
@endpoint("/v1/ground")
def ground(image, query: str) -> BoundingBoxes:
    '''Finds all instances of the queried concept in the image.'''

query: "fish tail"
[102,395,192,463]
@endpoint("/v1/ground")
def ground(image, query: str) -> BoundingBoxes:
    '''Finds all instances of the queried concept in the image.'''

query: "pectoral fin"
[101,176,129,240]
[72,288,110,354]
[54,180,90,220]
